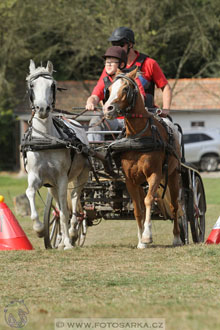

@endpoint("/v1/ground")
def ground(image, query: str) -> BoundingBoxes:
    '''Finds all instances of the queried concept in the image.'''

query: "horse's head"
[103,67,139,119]
[26,60,56,119]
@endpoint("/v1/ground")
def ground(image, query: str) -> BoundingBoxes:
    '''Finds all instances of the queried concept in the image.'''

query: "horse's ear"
[29,59,36,74]
[128,67,139,80]
[46,61,53,74]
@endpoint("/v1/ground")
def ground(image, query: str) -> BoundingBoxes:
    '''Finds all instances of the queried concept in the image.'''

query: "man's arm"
[86,95,100,111]
[158,83,172,117]
[161,83,172,112]
[85,68,106,110]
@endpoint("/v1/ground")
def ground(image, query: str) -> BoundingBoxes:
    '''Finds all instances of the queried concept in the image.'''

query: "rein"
[59,115,105,130]
[53,108,105,129]
[28,109,36,126]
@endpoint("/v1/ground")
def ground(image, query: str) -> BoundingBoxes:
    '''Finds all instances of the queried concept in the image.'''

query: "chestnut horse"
[103,68,182,249]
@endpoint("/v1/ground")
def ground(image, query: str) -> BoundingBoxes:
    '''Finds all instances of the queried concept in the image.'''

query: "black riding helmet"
[102,46,127,70]
[108,27,135,44]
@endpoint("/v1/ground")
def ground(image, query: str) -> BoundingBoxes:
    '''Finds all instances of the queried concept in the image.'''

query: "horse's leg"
[26,172,44,235]
[142,173,161,244]
[168,170,182,246]
[68,179,82,240]
[56,176,73,250]
[126,180,146,249]
[69,165,89,242]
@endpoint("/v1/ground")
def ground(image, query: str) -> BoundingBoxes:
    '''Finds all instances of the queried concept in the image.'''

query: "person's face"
[111,40,130,53]
[105,57,120,75]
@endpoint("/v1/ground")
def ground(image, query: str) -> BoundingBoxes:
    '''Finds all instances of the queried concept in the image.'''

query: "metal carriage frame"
[43,131,206,249]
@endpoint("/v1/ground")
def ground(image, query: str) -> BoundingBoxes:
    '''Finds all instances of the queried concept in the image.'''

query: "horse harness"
[106,74,181,197]
[107,74,179,159]
[24,72,110,184]
[21,115,90,176]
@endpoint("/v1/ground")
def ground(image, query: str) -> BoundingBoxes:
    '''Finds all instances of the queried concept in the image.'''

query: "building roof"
[59,78,220,111]
[55,80,96,112]
[15,77,220,116]
[155,77,220,110]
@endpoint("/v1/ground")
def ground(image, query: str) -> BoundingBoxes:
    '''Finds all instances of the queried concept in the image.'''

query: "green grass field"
[0,175,220,330]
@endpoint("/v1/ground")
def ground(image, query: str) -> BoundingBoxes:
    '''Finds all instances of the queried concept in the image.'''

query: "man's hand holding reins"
[86,95,100,111]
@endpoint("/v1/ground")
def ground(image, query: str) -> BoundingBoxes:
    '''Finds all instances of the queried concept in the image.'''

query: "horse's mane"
[116,67,140,79]
[26,66,51,81]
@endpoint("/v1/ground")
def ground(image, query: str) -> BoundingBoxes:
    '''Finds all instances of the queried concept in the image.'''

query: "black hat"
[108,27,135,44]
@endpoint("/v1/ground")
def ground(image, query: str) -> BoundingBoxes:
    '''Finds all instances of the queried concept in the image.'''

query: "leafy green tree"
[1,0,220,96]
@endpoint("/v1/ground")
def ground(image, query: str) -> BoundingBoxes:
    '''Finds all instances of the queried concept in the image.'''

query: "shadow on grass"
[87,243,181,249]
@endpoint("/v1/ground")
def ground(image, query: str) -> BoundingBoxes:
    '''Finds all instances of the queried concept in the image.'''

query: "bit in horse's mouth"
[105,114,114,120]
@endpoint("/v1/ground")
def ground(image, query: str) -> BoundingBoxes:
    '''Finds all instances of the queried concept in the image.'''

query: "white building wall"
[170,110,220,132]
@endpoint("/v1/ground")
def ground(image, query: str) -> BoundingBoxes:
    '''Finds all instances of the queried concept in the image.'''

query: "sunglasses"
[112,40,127,47]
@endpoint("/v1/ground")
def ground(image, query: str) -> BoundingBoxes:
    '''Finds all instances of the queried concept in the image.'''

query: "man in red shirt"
[87,27,172,115]
[108,27,172,113]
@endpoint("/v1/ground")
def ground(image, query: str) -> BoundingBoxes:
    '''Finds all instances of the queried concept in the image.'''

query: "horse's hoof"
[64,245,74,250]
[35,230,45,238]
[137,242,148,249]
[58,244,64,250]
[64,237,74,250]
[141,236,153,244]
[33,222,45,237]
[173,236,183,247]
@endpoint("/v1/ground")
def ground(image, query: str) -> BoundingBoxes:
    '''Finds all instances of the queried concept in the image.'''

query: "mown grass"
[0,175,220,330]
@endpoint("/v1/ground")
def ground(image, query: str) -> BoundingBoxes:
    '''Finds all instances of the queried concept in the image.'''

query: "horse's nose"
[36,106,50,112]
[36,106,44,113]
[107,105,115,111]
[35,105,50,118]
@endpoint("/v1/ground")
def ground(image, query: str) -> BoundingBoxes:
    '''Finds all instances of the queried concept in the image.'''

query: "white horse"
[25,60,89,250]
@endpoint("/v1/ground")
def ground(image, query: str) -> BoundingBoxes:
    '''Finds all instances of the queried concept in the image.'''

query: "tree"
[0,0,220,108]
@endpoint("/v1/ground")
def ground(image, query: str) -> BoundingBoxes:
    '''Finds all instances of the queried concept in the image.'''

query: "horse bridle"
[27,72,56,111]
[112,74,139,116]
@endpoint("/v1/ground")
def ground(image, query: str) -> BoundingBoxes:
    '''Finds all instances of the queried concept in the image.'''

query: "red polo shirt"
[131,51,168,88]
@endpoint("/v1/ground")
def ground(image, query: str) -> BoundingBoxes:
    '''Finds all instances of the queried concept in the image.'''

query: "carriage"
[43,127,206,249]
[23,60,206,250]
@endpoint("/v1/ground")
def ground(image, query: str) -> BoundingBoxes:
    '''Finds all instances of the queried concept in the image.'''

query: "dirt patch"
[200,169,220,178]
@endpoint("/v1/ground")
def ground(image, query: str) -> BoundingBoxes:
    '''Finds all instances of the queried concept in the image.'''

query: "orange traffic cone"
[0,195,34,250]
[206,216,220,244]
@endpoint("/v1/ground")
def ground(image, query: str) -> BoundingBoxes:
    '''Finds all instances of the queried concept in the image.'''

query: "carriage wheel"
[44,193,62,249]
[189,175,206,243]
[73,215,87,247]
[44,193,87,248]
[178,187,189,244]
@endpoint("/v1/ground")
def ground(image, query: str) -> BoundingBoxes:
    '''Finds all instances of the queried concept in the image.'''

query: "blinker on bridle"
[113,74,139,116]
[27,72,56,111]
